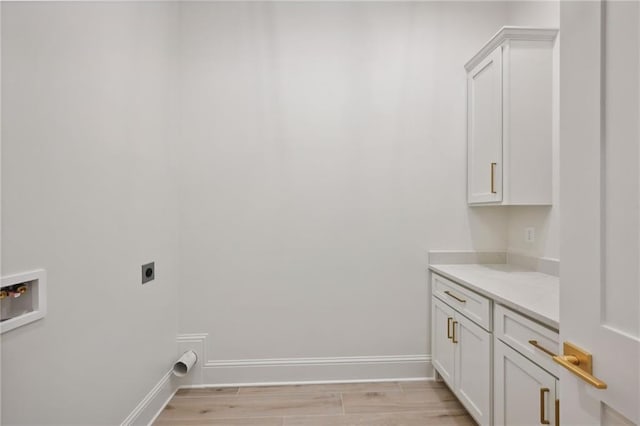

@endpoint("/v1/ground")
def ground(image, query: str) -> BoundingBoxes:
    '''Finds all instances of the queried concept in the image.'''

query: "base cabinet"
[431,272,560,426]
[433,297,456,386]
[432,296,492,426]
[494,339,558,426]
[456,314,492,425]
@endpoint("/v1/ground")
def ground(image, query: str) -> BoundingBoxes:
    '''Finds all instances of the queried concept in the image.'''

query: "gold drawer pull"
[555,399,560,426]
[529,340,557,357]
[444,290,466,303]
[452,321,458,343]
[552,342,607,390]
[491,162,497,194]
[447,317,453,339]
[540,388,550,424]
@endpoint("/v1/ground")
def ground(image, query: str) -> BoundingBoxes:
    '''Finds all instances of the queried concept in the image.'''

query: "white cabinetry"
[431,271,561,426]
[433,273,491,330]
[432,297,456,386]
[494,340,558,426]
[494,304,560,377]
[494,305,560,426]
[432,278,492,426]
[466,27,558,205]
[456,312,492,425]
[467,46,503,204]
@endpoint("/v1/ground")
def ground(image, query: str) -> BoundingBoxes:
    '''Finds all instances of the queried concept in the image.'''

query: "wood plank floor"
[154,381,476,425]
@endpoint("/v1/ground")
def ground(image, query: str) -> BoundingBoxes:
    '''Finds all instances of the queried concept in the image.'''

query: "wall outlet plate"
[141,262,155,284]
[525,227,536,243]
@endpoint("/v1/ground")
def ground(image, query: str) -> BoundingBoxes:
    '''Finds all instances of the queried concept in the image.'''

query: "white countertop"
[429,263,559,330]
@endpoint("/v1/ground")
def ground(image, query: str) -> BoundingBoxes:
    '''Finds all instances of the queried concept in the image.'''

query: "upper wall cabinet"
[466,27,558,205]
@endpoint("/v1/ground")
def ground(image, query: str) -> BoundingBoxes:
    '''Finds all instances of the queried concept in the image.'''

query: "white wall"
[1,3,180,424]
[506,0,559,28]
[0,2,562,422]
[505,1,560,259]
[177,1,509,379]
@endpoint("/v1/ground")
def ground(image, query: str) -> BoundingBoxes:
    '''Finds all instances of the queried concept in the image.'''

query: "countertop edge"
[428,264,559,331]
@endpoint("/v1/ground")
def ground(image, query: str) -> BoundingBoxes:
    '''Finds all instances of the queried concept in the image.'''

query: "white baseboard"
[175,333,432,386]
[202,355,432,385]
[121,350,432,425]
[120,370,178,426]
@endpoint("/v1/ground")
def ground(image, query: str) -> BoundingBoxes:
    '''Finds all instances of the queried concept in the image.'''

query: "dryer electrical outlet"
[141,262,155,284]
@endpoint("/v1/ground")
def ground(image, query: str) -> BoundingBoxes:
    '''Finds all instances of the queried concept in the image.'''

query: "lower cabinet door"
[554,379,559,426]
[455,312,492,426]
[432,297,456,388]
[494,338,558,426]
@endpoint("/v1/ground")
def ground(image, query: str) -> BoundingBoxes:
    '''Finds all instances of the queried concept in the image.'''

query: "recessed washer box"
[1,269,47,334]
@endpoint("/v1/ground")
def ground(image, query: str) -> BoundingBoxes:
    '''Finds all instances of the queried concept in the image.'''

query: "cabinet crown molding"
[465,26,559,71]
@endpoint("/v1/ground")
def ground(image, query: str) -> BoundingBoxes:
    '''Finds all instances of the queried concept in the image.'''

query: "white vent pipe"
[173,350,197,377]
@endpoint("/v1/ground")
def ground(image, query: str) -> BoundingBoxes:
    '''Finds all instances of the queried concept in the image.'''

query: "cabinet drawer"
[494,304,559,377]
[432,273,491,331]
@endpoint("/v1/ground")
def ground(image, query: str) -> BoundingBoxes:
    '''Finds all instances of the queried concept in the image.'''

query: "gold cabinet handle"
[491,162,497,194]
[555,399,560,426]
[447,317,453,339]
[540,388,550,424]
[552,342,607,390]
[444,290,466,303]
[452,321,458,343]
[529,340,557,357]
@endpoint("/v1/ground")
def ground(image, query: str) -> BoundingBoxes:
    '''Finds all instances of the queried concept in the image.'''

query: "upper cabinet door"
[467,46,503,204]
[465,27,557,206]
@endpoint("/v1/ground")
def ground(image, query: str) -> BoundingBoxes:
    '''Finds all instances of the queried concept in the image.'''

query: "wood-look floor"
[154,381,476,426]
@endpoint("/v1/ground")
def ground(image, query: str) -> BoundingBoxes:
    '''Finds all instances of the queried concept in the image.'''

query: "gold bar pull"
[452,321,458,343]
[555,399,560,426]
[447,317,453,339]
[444,290,466,303]
[529,340,557,357]
[491,162,497,194]
[552,342,607,390]
[540,388,550,425]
